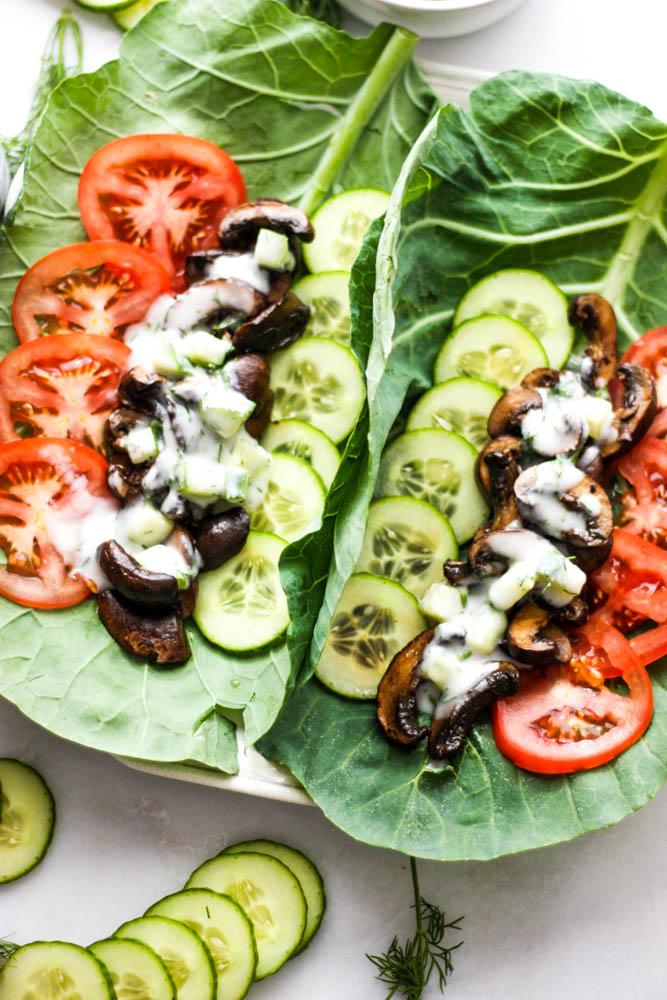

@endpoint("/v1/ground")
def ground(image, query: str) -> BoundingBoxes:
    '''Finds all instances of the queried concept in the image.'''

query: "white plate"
[338,0,527,39]
[120,61,487,805]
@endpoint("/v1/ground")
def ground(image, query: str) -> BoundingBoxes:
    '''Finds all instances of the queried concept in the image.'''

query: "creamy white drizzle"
[515,458,591,541]
[205,251,271,294]
[520,371,615,457]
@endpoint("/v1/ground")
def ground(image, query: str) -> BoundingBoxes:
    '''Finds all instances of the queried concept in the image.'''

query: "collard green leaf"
[0,0,436,768]
[260,71,667,859]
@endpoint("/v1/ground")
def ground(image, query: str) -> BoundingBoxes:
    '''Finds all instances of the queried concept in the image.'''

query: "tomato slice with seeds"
[0,438,113,608]
[492,618,653,774]
[588,528,667,630]
[13,240,171,342]
[616,436,667,549]
[629,623,667,667]
[622,326,667,437]
[0,334,130,452]
[78,135,246,292]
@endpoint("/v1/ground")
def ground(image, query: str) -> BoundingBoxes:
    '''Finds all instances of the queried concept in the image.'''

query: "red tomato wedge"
[629,623,667,667]
[617,436,667,549]
[622,326,667,437]
[0,334,130,452]
[492,619,653,774]
[78,135,246,292]
[0,438,113,608]
[589,528,667,630]
[13,240,170,342]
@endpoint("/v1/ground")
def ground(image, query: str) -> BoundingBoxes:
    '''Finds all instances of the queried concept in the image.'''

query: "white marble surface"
[1,1,666,997]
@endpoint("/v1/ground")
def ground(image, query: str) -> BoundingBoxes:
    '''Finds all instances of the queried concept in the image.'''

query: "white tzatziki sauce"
[520,371,616,457]
[515,457,594,541]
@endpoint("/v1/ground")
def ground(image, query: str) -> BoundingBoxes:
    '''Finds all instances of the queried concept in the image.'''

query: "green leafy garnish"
[367,858,463,999]
[0,941,19,971]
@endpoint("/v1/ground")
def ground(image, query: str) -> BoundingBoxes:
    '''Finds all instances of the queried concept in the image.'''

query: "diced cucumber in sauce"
[249,453,326,542]
[0,942,114,1000]
[186,852,306,980]
[124,500,173,547]
[124,424,160,464]
[406,377,502,450]
[90,937,176,1000]
[115,916,215,1000]
[434,315,548,390]
[304,189,390,273]
[181,330,232,367]
[0,759,55,884]
[254,229,295,271]
[291,271,350,346]
[261,419,341,490]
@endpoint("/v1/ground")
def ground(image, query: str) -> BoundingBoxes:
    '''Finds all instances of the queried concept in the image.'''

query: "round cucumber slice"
[0,758,55,884]
[90,937,176,1000]
[316,573,426,699]
[354,496,458,600]
[115,917,215,1000]
[291,272,350,346]
[304,189,390,273]
[261,419,340,490]
[112,0,163,28]
[146,889,256,1000]
[406,377,502,449]
[454,269,574,369]
[375,429,489,544]
[249,453,326,541]
[269,337,365,443]
[0,942,114,1000]
[195,531,289,653]
[434,315,548,390]
[186,852,306,980]
[223,840,325,953]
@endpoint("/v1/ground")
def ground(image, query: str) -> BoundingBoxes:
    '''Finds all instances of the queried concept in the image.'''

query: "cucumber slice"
[434,315,548,390]
[223,840,325,954]
[146,889,256,1000]
[90,937,176,1000]
[115,917,215,1000]
[316,573,426,699]
[269,337,365,444]
[304,189,390,273]
[454,269,574,369]
[291,272,350,346]
[112,0,164,28]
[406,377,502,449]
[0,942,113,999]
[261,420,340,491]
[76,0,135,10]
[0,759,55,884]
[354,496,458,600]
[375,429,489,544]
[195,531,288,652]
[249,454,326,542]
[186,852,306,980]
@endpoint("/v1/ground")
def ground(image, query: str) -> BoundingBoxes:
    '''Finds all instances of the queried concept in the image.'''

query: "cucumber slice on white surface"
[375,428,488,543]
[261,420,340,490]
[0,758,55,884]
[453,269,573,369]
[0,942,113,999]
[269,336,365,443]
[304,189,390,273]
[354,496,458,599]
[434,315,548,389]
[406,377,502,449]
[76,0,134,10]
[146,889,256,1000]
[112,0,163,28]
[195,531,289,652]
[291,272,350,345]
[186,852,306,980]
[115,917,215,1000]
[90,937,176,1000]
[316,573,426,699]
[249,453,326,542]
[223,840,325,953]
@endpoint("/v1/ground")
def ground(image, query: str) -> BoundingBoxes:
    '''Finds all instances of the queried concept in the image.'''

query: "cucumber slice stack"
[406,377,502,449]
[0,942,114,999]
[115,916,216,1000]
[434,314,548,390]
[90,937,176,1000]
[261,420,341,490]
[249,453,327,542]
[0,758,55,884]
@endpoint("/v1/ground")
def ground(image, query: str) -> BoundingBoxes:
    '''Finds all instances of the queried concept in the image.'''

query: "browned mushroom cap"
[376,628,434,747]
[521,368,561,389]
[166,278,266,330]
[599,362,657,459]
[427,663,520,759]
[97,590,190,666]
[185,250,291,304]
[487,385,542,438]
[506,601,571,665]
[550,594,588,627]
[98,540,179,608]
[514,464,613,549]
[219,199,314,254]
[443,559,477,587]
[475,436,522,524]
[118,367,166,415]
[568,294,618,389]
[194,507,250,571]
[232,293,310,354]
[106,457,146,502]
[225,354,270,405]
[245,389,274,439]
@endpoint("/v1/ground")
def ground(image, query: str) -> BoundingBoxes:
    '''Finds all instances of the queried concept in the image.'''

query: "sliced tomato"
[13,240,170,342]
[492,619,653,774]
[622,327,667,437]
[588,528,667,630]
[0,334,130,452]
[629,623,667,668]
[616,436,667,549]
[78,135,246,292]
[0,438,113,608]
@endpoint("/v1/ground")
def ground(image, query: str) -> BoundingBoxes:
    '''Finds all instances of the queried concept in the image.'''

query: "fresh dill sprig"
[2,9,83,175]
[367,857,463,1000]
[0,940,18,971]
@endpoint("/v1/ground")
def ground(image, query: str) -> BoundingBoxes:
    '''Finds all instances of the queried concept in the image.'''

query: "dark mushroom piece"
[118,366,167,417]
[106,457,147,503]
[218,199,314,257]
[166,526,200,619]
[521,368,561,389]
[475,435,522,512]
[97,540,179,608]
[245,389,274,439]
[487,385,542,439]
[377,628,434,748]
[599,362,656,459]
[225,354,270,406]
[506,601,571,665]
[550,594,588,627]
[568,293,618,389]
[442,560,477,587]
[166,278,266,331]
[185,249,291,304]
[194,507,250,572]
[428,663,519,759]
[232,292,310,354]
[97,590,190,666]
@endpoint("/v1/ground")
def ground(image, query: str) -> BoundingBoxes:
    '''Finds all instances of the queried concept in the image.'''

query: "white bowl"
[339,0,527,38]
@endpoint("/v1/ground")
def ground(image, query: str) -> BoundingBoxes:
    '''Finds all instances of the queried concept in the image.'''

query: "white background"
[1,1,666,997]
